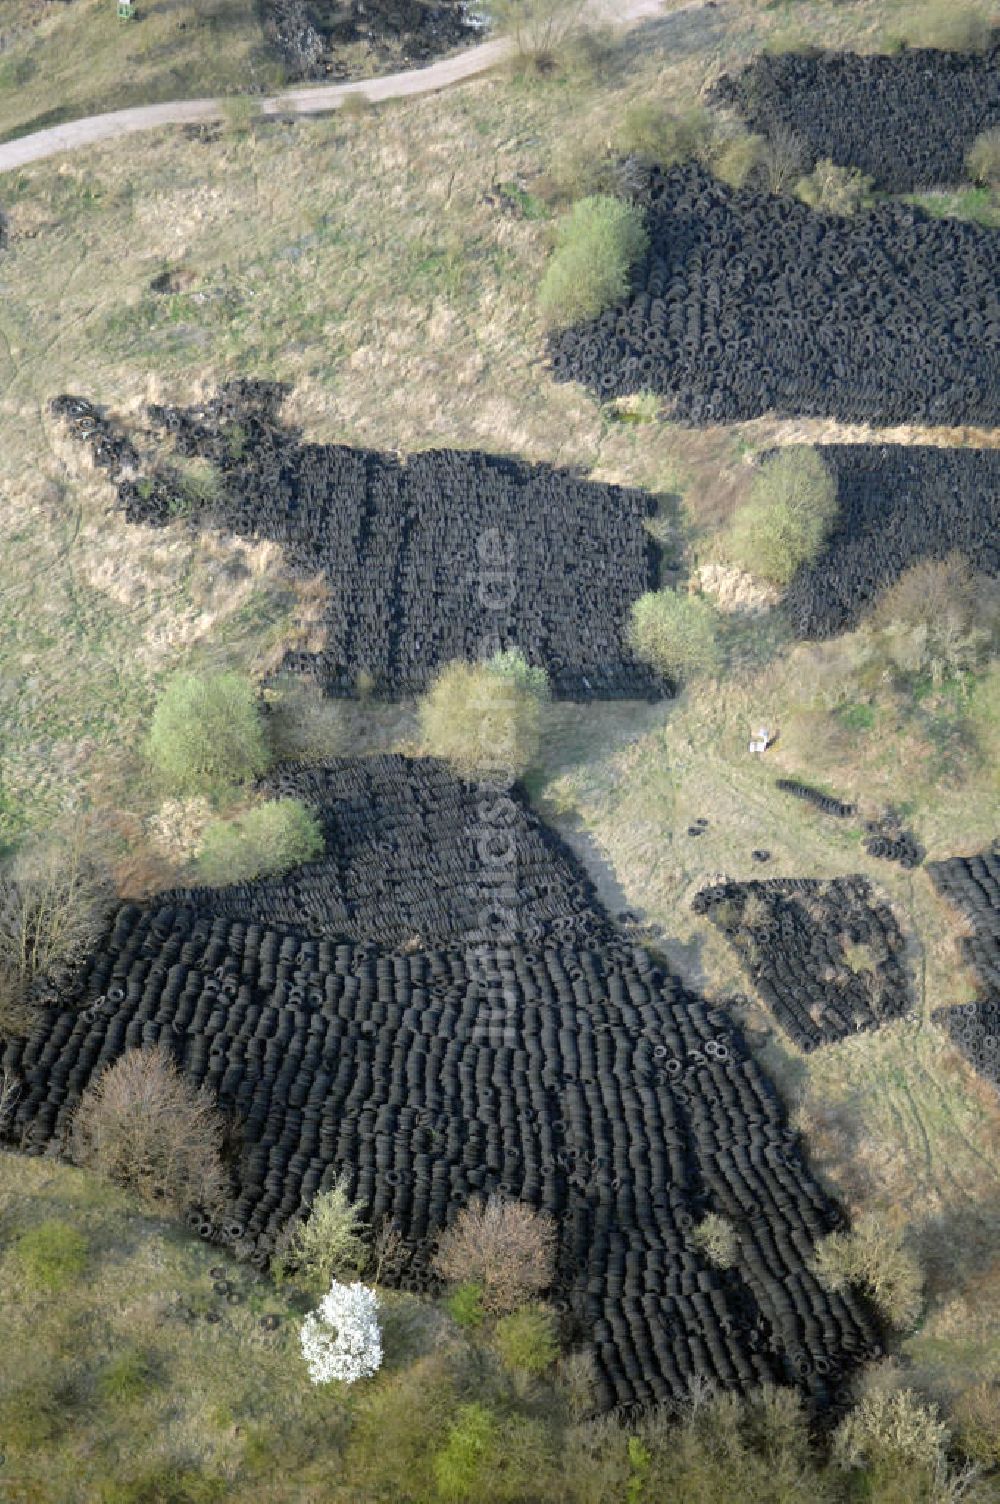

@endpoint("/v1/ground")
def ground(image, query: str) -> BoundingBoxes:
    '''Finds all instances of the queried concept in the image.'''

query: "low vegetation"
[900,0,994,52]
[12,1218,88,1293]
[195,797,324,883]
[726,447,838,586]
[795,159,872,215]
[628,588,722,684]
[419,651,550,781]
[432,1195,556,1315]
[72,1047,229,1215]
[538,195,649,327]
[147,671,271,799]
[813,1215,924,1329]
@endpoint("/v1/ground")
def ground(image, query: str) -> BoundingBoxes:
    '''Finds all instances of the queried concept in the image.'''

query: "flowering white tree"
[299,1279,383,1385]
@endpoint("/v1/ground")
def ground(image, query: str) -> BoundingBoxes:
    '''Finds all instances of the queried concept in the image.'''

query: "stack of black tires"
[1,759,882,1415]
[51,384,664,702]
[711,40,1000,193]
[928,847,1000,1092]
[783,445,1000,640]
[547,163,1000,426]
[694,877,912,1051]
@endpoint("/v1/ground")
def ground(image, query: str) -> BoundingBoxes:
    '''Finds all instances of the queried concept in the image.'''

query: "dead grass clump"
[432,1195,556,1314]
[72,1047,229,1215]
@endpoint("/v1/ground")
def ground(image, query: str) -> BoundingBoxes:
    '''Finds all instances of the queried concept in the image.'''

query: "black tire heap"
[159,755,616,952]
[694,877,912,1052]
[783,445,1000,640]
[927,846,1000,1093]
[0,759,882,1415]
[51,385,664,702]
[862,812,925,871]
[710,40,1000,193]
[547,163,1000,426]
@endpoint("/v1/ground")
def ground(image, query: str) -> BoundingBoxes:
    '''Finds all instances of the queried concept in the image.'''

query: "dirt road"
[0,1,701,175]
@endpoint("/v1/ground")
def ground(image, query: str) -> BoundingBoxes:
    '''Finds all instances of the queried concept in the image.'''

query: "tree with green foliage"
[419,650,550,782]
[727,447,838,586]
[495,1304,559,1375]
[195,798,323,884]
[433,1403,498,1502]
[539,195,649,327]
[813,1215,923,1328]
[273,1179,369,1290]
[146,671,270,798]
[628,589,722,683]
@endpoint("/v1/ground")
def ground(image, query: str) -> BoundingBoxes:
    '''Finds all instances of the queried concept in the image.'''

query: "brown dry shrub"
[72,1047,228,1214]
[432,1195,556,1314]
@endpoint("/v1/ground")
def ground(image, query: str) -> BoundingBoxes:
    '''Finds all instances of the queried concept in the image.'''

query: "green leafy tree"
[495,1304,559,1375]
[272,1180,369,1290]
[146,671,270,797]
[419,651,550,782]
[433,1403,498,1502]
[727,447,838,585]
[195,799,323,884]
[539,195,649,327]
[628,589,722,683]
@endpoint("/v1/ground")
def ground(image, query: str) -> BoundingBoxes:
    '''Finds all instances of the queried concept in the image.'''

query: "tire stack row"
[710,39,1000,193]
[50,384,665,702]
[547,162,1000,426]
[156,755,616,952]
[0,757,882,1413]
[927,847,1000,1092]
[693,877,912,1052]
[783,445,1000,640]
[775,779,856,819]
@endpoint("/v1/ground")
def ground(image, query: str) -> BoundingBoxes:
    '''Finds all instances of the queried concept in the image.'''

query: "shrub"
[903,1,993,51]
[13,1218,88,1292]
[538,195,649,328]
[433,1402,498,1502]
[446,1281,486,1328]
[0,830,113,1034]
[72,1047,229,1214]
[272,1180,368,1289]
[485,0,587,70]
[690,1213,739,1269]
[812,1215,923,1328]
[727,447,838,585]
[967,127,1000,188]
[432,1194,556,1314]
[264,675,347,762]
[299,1279,382,1385]
[195,798,324,884]
[146,671,270,798]
[711,131,766,189]
[795,159,872,214]
[628,590,722,683]
[952,1381,1000,1467]
[832,1387,950,1474]
[759,124,807,194]
[618,102,715,167]
[495,1304,559,1375]
[868,555,999,684]
[419,650,550,782]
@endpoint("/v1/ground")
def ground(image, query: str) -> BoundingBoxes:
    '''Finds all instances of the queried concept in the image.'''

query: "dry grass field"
[1,0,999,1486]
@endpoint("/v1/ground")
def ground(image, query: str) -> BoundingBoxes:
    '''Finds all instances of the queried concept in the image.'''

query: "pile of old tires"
[159,755,615,952]
[0,758,882,1415]
[862,813,924,871]
[51,384,664,702]
[928,847,1000,1092]
[711,39,1000,192]
[783,445,1000,639]
[547,162,1000,426]
[775,778,855,819]
[693,877,912,1052]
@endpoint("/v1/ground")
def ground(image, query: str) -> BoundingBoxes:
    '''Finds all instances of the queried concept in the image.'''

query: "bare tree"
[72,1047,229,1215]
[760,125,807,194]
[432,1194,556,1314]
[487,0,588,69]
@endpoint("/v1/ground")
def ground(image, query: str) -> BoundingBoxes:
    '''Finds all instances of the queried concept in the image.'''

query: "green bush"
[727,447,838,585]
[711,131,766,189]
[147,671,270,798]
[628,590,722,683]
[495,1304,559,1376]
[419,650,550,782]
[832,1387,950,1475]
[433,1402,498,1502]
[446,1281,486,1329]
[538,195,649,327]
[966,126,1000,188]
[195,798,323,884]
[97,1348,157,1407]
[795,159,872,215]
[272,1179,368,1289]
[690,1213,739,1269]
[13,1218,88,1292]
[902,0,993,51]
[812,1215,923,1328]
[618,102,715,167]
